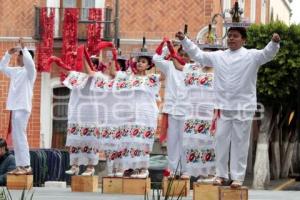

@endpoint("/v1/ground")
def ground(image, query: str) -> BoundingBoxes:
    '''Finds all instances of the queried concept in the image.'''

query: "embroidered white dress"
[182,64,216,177]
[90,71,122,170]
[110,71,160,170]
[64,71,99,166]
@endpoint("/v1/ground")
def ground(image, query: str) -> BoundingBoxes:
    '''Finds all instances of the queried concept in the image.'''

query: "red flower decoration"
[195,124,205,133]
[132,80,139,86]
[115,131,122,139]
[70,127,76,133]
[119,82,126,88]
[144,130,152,138]
[82,128,89,135]
[110,152,116,160]
[83,146,89,152]
[71,147,77,153]
[102,130,109,137]
[199,77,208,85]
[163,169,171,177]
[96,80,105,87]
[134,150,139,156]
[205,153,211,161]
[70,79,77,85]
[189,153,195,161]
[108,80,114,88]
[95,128,100,137]
[131,128,139,136]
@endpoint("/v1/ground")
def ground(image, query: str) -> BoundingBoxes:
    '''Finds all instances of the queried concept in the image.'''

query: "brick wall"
[0,41,41,148]
[0,0,46,148]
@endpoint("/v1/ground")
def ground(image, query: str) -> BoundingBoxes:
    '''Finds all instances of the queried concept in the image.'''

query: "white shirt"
[181,38,279,111]
[0,48,36,112]
[153,47,189,116]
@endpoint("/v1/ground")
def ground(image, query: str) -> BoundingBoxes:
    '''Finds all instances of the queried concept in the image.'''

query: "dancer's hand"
[19,38,25,49]
[8,48,18,55]
[175,31,185,41]
[272,33,280,43]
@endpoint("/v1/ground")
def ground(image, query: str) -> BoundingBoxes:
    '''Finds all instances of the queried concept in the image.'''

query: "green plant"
[0,187,34,200]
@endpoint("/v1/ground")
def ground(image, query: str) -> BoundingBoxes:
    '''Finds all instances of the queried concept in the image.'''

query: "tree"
[246,22,300,189]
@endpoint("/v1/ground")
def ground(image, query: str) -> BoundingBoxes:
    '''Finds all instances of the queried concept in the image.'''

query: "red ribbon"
[5,112,12,148]
[209,109,220,135]
[98,41,120,71]
[159,113,169,143]
[155,38,186,65]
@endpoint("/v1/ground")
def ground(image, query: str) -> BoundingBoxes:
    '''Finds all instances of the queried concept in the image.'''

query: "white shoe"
[130,169,140,178]
[81,167,95,176]
[115,171,123,177]
[65,166,79,175]
[197,176,215,183]
[180,172,190,179]
[136,169,149,179]
[231,180,243,188]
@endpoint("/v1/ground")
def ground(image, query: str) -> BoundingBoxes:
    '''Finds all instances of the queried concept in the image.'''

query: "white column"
[40,72,52,148]
[250,0,256,23]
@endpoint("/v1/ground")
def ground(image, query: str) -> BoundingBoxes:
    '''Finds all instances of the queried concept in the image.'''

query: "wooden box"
[193,182,219,200]
[102,177,123,194]
[162,177,190,197]
[7,175,33,190]
[122,178,151,195]
[219,186,248,200]
[71,176,98,192]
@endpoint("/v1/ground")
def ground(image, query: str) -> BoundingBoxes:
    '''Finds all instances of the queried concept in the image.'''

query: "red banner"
[62,8,79,69]
[87,8,102,56]
[37,7,55,72]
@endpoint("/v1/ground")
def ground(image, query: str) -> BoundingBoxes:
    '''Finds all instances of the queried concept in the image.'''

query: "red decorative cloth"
[62,8,79,70]
[159,113,169,143]
[209,109,220,135]
[87,8,102,56]
[5,112,12,148]
[36,7,55,72]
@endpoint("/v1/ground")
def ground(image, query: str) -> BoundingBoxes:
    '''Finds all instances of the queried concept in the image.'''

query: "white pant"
[11,110,31,166]
[167,115,186,173]
[215,110,254,181]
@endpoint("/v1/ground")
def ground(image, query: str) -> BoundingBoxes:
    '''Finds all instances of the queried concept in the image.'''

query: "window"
[63,0,76,8]
[81,0,96,20]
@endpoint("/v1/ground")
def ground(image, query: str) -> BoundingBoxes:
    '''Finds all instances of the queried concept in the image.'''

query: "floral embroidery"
[91,72,112,91]
[63,71,89,89]
[184,119,212,135]
[113,73,160,91]
[186,149,215,163]
[184,65,213,88]
[67,124,98,137]
[69,146,98,154]
[67,124,79,135]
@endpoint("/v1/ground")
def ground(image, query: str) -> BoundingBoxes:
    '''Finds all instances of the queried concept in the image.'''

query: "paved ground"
[2,187,300,200]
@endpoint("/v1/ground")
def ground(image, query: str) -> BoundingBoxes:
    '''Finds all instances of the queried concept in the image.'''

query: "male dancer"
[0,39,36,175]
[176,28,280,187]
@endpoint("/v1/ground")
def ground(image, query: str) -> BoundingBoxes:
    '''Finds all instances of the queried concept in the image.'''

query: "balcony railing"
[34,7,114,41]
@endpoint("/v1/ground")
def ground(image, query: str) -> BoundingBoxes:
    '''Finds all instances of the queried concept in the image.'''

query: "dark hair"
[91,58,99,68]
[117,59,127,71]
[0,138,8,152]
[19,50,35,59]
[228,27,247,39]
[138,56,153,70]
